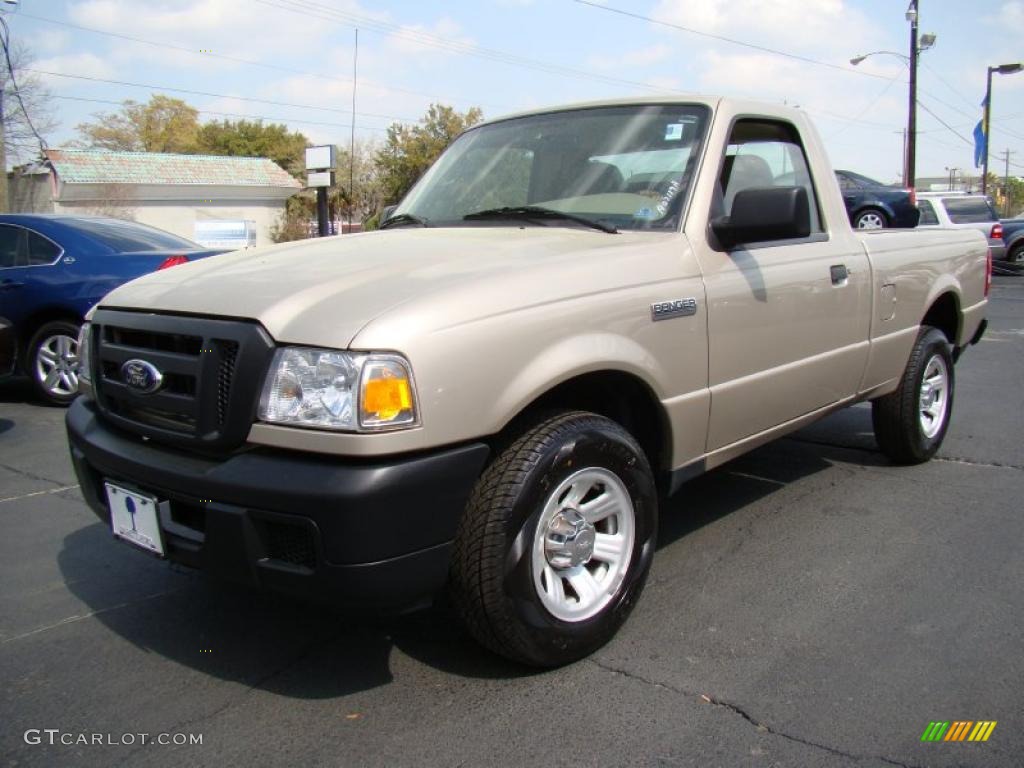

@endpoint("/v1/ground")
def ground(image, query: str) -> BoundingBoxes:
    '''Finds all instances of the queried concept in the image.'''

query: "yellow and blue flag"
[973,94,988,168]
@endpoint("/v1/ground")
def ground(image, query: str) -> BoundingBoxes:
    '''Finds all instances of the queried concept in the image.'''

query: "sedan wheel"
[28,321,82,406]
[855,210,888,229]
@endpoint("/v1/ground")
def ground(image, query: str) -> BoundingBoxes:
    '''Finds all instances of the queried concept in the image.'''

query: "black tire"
[872,326,954,464]
[854,208,889,229]
[26,320,82,406]
[449,411,658,667]
[1008,243,1023,264]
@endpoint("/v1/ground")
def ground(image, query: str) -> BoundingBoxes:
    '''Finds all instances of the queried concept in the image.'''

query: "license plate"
[105,482,165,557]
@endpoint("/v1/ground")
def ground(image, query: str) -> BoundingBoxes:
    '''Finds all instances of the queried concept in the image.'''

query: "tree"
[333,137,385,223]
[75,95,200,153]
[1,41,57,166]
[376,103,483,204]
[196,119,308,178]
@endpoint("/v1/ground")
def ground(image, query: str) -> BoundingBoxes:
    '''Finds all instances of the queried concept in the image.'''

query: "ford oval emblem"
[121,359,164,394]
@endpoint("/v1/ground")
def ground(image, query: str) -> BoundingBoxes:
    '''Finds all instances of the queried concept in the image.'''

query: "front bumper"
[66,397,490,611]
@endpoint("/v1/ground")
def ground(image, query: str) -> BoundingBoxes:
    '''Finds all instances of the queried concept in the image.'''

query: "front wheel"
[449,411,658,667]
[27,320,82,406]
[872,326,954,464]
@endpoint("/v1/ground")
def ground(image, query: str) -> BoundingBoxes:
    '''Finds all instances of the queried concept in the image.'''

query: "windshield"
[393,104,711,232]
[69,218,203,252]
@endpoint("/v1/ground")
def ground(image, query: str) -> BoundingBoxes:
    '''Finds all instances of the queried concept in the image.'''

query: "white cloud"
[66,0,363,61]
[385,18,476,58]
[989,1,1023,26]
[650,0,872,56]
[33,52,116,87]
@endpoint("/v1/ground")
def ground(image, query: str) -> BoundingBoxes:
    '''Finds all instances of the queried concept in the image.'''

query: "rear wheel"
[854,208,889,229]
[449,411,657,667]
[1008,243,1023,264]
[872,326,954,464]
[27,320,81,406]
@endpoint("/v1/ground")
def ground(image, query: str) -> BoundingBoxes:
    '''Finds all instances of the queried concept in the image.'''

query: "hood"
[98,227,680,349]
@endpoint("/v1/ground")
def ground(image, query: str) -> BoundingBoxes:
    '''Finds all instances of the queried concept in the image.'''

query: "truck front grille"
[89,309,274,452]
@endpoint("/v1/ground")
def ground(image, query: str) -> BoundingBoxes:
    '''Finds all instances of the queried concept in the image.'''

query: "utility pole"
[905,0,919,189]
[348,28,358,234]
[1002,149,1016,216]
[0,84,7,213]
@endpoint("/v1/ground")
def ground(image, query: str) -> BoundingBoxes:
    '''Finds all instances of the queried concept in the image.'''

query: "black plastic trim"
[67,398,490,608]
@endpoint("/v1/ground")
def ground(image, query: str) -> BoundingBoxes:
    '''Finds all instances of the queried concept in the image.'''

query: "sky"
[5,0,1023,185]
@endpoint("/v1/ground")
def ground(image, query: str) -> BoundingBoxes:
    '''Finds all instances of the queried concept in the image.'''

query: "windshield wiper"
[463,206,618,234]
[380,212,430,229]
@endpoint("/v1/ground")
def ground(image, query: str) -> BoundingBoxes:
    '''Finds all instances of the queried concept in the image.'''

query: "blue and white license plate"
[105,482,165,557]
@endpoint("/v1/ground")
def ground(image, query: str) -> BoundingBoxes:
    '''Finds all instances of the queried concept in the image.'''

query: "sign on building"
[194,220,258,250]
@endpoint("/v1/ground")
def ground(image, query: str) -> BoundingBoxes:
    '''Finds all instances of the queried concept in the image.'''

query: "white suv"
[917,192,1006,260]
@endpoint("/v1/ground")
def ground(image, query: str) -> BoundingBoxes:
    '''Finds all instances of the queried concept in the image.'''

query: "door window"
[0,225,22,268]
[917,200,938,226]
[717,119,823,234]
[27,231,62,265]
[941,197,997,224]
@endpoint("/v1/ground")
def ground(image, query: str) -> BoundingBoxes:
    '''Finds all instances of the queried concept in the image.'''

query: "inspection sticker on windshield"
[664,123,684,141]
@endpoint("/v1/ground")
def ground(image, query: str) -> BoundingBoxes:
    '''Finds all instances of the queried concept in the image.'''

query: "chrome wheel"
[918,353,948,439]
[34,333,79,398]
[856,211,886,229]
[532,467,635,623]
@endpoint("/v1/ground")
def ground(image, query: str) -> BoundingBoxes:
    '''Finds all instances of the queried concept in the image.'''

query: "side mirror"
[381,204,397,223]
[711,186,811,249]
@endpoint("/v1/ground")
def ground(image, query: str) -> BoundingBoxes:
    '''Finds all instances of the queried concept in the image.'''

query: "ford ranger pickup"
[66,97,989,667]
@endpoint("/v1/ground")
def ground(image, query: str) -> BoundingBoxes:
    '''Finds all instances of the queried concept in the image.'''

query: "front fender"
[492,332,668,433]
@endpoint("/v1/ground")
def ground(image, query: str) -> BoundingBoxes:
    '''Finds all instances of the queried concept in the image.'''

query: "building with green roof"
[9,148,302,248]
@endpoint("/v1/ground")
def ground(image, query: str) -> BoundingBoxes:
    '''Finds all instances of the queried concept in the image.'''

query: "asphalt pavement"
[1,277,1022,768]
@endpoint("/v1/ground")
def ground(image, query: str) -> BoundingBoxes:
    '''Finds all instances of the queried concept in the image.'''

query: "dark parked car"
[1000,218,1024,263]
[0,215,224,405]
[835,170,920,229]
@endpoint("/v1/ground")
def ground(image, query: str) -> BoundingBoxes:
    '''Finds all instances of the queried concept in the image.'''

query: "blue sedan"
[835,170,921,229]
[0,215,224,405]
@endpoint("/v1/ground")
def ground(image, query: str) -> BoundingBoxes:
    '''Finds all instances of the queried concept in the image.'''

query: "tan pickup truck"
[66,97,989,667]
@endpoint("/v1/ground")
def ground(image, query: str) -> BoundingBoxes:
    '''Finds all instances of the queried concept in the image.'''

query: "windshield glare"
[394,104,711,232]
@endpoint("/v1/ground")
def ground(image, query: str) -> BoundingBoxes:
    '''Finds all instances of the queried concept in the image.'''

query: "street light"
[982,63,1024,195]
[850,9,936,188]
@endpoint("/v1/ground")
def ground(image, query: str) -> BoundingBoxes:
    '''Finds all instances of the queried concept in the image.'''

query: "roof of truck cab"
[476,96,814,128]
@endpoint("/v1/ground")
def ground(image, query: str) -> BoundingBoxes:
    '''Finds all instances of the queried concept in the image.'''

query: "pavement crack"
[0,587,189,644]
[0,461,68,488]
[934,456,1024,471]
[588,658,925,768]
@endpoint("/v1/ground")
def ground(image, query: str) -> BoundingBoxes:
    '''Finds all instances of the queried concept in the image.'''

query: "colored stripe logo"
[921,721,997,742]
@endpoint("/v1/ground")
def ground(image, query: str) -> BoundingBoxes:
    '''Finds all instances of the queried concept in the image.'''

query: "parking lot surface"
[2,277,1022,768]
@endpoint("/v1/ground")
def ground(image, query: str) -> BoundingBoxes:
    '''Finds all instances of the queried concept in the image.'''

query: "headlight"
[77,322,92,386]
[258,347,419,432]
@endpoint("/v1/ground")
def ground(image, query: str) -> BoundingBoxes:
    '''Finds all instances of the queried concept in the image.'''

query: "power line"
[26,68,417,122]
[256,0,681,94]
[920,61,977,111]
[572,0,891,81]
[916,98,973,146]
[826,74,902,140]
[53,94,390,133]
[17,12,509,113]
